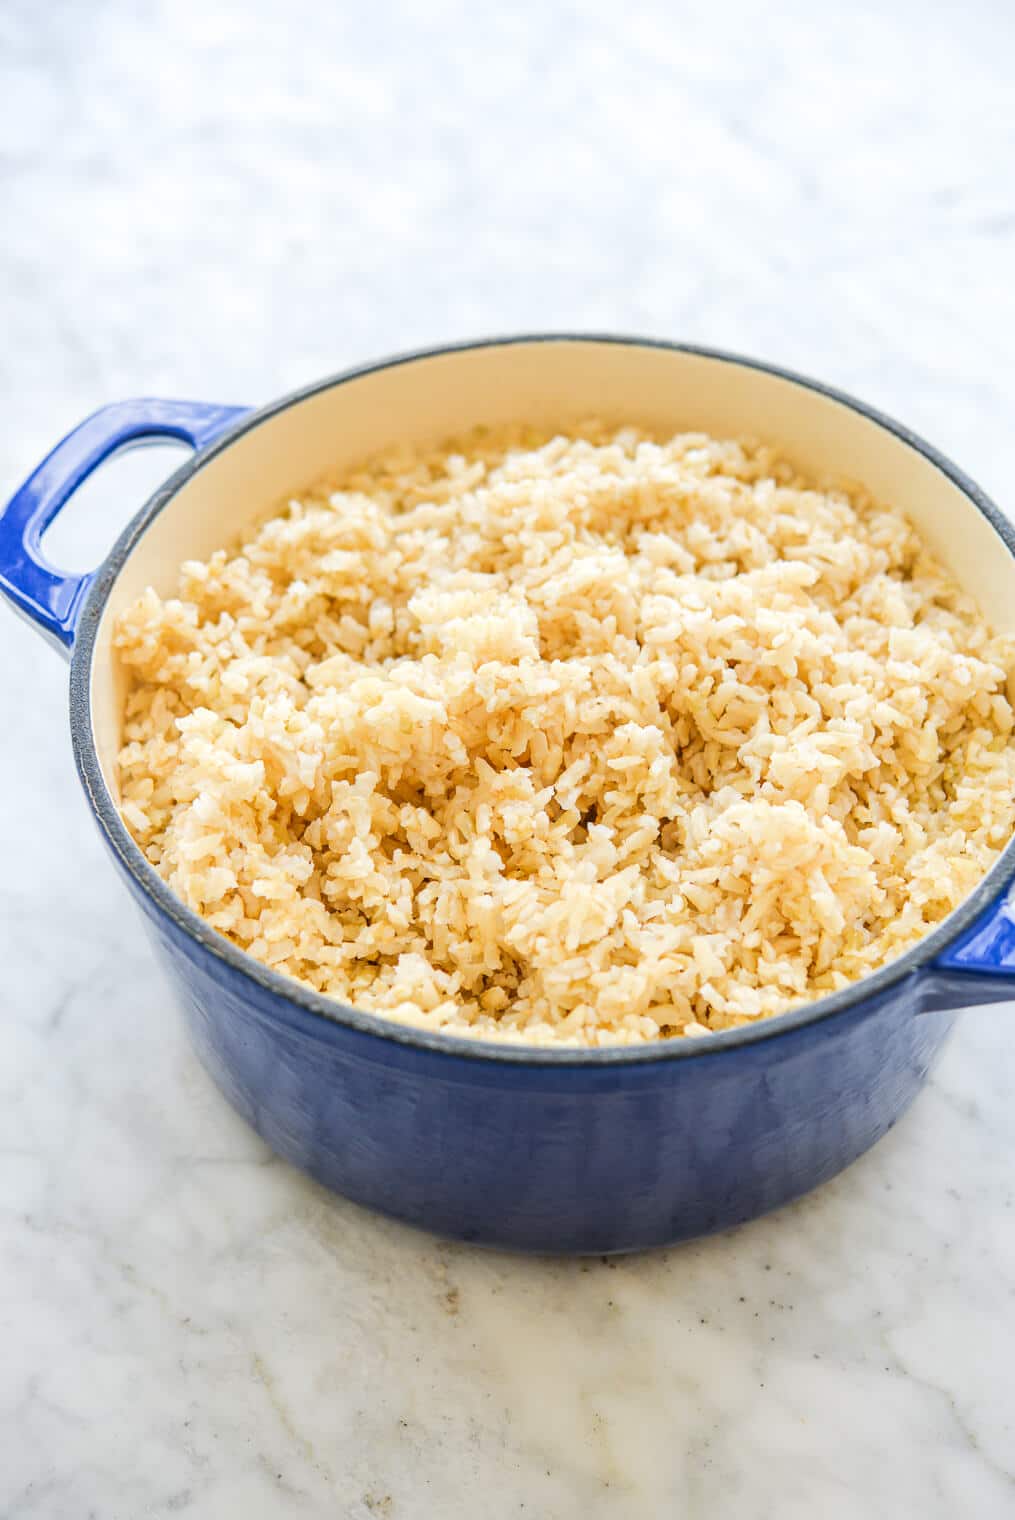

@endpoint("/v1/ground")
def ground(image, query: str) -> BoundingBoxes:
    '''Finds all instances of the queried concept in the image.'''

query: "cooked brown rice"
[114,424,1015,1046]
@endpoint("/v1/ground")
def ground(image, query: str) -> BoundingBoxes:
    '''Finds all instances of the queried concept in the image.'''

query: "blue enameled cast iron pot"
[3,337,1014,1254]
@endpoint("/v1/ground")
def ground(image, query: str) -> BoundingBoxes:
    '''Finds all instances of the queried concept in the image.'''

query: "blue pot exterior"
[5,343,1013,1255]
[117,850,954,1254]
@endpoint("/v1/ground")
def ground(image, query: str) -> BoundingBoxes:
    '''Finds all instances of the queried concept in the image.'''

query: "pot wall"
[118,850,956,1253]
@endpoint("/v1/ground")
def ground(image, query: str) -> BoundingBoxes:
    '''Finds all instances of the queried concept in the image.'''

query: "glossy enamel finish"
[4,337,1015,1252]
[121,851,954,1253]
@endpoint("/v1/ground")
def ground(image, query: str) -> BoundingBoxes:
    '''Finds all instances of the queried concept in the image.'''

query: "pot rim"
[68,332,1015,1067]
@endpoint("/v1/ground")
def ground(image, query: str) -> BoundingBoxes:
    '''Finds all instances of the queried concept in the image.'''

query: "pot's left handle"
[0,399,248,656]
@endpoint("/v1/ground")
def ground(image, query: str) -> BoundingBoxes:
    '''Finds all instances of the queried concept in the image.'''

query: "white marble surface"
[2,0,1015,1514]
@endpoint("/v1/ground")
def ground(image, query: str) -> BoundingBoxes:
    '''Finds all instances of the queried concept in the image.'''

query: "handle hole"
[41,440,191,574]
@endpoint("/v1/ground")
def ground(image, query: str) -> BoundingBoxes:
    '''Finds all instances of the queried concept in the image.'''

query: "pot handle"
[0,399,247,656]
[928,884,1015,1006]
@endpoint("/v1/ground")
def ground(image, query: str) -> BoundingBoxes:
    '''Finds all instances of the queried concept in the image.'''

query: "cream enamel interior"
[88,341,1015,798]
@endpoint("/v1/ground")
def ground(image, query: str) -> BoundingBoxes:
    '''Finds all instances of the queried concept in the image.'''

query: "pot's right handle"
[0,399,247,656]
[928,885,1015,1007]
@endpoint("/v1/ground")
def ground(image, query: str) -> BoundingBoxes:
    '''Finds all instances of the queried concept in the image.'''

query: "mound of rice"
[114,424,1015,1045]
